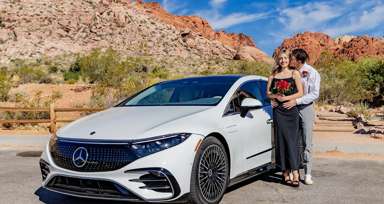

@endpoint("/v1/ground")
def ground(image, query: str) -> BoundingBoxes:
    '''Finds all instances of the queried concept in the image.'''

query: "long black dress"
[271,76,300,171]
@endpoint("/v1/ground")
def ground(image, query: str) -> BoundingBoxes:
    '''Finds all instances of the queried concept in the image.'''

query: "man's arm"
[296,70,321,105]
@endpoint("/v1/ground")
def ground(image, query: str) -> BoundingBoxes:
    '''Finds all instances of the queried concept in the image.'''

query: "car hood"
[57,106,212,140]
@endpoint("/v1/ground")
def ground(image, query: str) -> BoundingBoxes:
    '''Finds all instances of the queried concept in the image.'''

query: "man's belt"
[297,102,313,110]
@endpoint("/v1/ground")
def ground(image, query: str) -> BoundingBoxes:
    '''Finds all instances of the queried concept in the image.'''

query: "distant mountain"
[0,0,272,65]
[274,32,384,64]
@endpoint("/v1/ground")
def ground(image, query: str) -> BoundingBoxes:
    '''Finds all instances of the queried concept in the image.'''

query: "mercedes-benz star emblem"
[72,147,89,168]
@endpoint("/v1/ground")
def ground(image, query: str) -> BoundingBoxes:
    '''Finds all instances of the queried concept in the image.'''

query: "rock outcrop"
[0,0,272,65]
[274,32,384,64]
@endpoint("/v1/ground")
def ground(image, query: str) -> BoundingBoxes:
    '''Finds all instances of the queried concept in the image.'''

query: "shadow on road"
[35,172,282,203]
[34,187,180,204]
[34,187,127,204]
[226,171,282,193]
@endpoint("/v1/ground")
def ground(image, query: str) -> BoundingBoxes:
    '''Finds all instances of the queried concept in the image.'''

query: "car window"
[257,80,271,106]
[224,80,270,115]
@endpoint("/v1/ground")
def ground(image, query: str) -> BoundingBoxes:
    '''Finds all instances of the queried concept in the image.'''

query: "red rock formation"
[137,1,256,48]
[336,36,384,61]
[274,32,384,64]
[273,32,337,64]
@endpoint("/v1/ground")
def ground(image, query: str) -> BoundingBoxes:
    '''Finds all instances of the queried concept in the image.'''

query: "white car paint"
[40,75,274,202]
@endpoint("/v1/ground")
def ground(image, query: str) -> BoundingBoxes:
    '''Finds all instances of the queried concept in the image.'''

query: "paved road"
[0,151,383,204]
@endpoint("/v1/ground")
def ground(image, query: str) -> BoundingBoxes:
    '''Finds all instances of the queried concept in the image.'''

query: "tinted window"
[239,81,263,102]
[225,80,266,115]
[121,77,237,106]
[257,80,271,106]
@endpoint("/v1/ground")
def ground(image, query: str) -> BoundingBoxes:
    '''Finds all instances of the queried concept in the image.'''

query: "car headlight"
[131,133,191,158]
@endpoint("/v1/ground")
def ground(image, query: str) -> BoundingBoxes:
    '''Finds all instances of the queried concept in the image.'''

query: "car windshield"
[120,76,239,106]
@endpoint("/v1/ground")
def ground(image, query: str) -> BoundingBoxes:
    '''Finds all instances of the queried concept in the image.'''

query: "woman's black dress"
[271,77,300,171]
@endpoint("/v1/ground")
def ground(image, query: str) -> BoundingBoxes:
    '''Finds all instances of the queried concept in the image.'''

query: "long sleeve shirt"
[296,63,321,105]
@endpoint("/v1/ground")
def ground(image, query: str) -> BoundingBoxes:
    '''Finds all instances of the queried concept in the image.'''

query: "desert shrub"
[74,49,167,107]
[1,91,63,128]
[14,65,46,83]
[314,52,383,104]
[230,60,272,77]
[346,102,371,120]
[358,58,384,105]
[63,71,80,84]
[48,65,59,73]
[0,69,11,101]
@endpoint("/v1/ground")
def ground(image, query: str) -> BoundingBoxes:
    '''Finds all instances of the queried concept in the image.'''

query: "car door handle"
[224,124,238,134]
[266,119,273,124]
[225,124,237,129]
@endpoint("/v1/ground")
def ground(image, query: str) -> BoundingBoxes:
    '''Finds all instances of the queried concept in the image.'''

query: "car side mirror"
[240,98,263,117]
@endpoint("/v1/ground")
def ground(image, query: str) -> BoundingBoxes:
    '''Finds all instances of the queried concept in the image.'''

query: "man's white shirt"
[296,63,321,105]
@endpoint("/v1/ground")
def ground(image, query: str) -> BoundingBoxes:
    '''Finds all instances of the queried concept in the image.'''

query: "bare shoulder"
[268,75,274,80]
[292,70,301,79]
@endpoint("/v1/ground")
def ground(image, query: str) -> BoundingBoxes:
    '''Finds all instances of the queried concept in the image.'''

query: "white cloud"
[323,4,384,36]
[279,2,342,31]
[210,0,227,8]
[161,0,187,13]
[194,0,268,29]
[208,13,268,29]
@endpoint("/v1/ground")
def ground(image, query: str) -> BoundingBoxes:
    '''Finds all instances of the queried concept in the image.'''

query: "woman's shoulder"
[291,69,301,79]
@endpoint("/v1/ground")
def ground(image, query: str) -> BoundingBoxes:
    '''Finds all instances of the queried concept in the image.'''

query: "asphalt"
[0,151,383,204]
[1,134,384,204]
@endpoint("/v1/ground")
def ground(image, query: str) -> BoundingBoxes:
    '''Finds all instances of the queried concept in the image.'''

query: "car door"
[220,92,249,176]
[233,80,273,171]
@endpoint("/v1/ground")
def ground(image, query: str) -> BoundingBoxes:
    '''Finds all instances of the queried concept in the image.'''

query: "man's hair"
[291,48,309,64]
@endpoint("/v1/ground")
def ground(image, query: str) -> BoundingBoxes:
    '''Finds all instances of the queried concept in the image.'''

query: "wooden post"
[50,103,56,135]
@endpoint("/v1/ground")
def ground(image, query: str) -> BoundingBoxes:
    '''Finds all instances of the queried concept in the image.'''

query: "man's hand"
[275,95,287,102]
[271,100,278,108]
[283,99,296,109]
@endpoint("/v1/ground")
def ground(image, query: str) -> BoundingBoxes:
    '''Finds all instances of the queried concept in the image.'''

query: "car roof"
[158,74,268,85]
[160,75,242,84]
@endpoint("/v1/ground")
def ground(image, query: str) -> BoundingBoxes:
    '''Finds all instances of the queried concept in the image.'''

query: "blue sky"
[152,0,384,56]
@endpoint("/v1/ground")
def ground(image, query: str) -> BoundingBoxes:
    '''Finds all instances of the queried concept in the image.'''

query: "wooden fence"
[0,104,103,134]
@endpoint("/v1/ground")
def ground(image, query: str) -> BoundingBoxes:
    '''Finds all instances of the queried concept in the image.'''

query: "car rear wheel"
[190,137,229,204]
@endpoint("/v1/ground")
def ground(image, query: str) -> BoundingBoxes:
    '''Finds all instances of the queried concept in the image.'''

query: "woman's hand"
[275,95,287,102]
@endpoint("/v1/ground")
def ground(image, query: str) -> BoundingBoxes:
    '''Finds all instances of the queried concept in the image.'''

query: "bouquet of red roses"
[271,79,294,96]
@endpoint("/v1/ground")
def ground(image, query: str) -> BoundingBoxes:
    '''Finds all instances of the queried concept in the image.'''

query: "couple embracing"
[267,49,321,187]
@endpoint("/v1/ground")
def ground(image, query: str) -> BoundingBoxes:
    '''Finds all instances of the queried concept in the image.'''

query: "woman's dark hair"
[291,48,309,64]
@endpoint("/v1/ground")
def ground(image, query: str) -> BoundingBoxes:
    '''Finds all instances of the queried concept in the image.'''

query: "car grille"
[46,176,141,201]
[50,139,137,172]
[39,159,50,181]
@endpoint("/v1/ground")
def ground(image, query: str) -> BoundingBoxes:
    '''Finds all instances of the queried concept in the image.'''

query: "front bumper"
[40,134,203,202]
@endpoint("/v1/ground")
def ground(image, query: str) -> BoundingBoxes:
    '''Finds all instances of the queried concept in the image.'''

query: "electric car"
[39,75,275,204]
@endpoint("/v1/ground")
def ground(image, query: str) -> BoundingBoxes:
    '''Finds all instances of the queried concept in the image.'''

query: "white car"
[39,75,275,204]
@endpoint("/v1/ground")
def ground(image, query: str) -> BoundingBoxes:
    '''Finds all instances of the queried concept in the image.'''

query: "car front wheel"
[190,137,229,204]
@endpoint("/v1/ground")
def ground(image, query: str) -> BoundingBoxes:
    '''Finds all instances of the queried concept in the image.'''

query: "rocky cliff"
[0,0,272,66]
[274,32,384,64]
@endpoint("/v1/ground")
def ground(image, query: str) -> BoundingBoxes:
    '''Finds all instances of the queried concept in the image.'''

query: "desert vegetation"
[0,49,382,110]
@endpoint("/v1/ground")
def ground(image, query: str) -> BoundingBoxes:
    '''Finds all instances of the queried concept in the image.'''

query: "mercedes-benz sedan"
[40,75,274,204]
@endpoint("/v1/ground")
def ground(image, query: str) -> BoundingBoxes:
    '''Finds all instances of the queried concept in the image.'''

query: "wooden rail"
[0,104,104,135]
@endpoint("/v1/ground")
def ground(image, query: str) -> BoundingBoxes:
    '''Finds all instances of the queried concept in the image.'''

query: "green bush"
[358,58,384,103]
[73,49,168,107]
[14,65,46,83]
[315,52,384,105]
[0,69,11,101]
[63,71,80,83]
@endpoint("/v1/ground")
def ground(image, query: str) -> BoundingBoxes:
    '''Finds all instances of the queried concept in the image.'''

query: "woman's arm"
[266,75,277,99]
[277,71,303,101]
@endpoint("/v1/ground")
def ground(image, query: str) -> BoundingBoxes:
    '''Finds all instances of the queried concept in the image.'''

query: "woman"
[267,50,303,187]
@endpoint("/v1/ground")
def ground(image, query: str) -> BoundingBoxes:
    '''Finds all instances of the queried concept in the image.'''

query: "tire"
[189,137,229,204]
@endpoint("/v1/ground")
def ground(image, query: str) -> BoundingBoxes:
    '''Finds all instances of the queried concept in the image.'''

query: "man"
[280,48,320,185]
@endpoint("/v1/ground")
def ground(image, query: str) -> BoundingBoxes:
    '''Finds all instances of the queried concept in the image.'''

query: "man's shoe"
[304,175,314,185]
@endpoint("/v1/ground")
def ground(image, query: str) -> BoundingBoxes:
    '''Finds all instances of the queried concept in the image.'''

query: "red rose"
[302,70,309,77]
[276,80,290,90]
